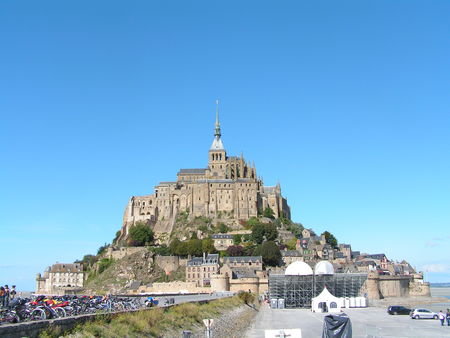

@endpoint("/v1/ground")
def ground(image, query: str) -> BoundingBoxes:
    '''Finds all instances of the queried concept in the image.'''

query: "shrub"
[226,245,244,257]
[237,291,255,304]
[98,258,113,274]
[128,222,154,246]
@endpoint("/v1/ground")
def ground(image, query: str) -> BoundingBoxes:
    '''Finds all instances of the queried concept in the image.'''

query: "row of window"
[187,273,212,279]
[187,266,217,272]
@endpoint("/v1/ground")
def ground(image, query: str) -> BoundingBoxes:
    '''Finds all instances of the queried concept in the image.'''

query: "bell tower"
[208,100,227,178]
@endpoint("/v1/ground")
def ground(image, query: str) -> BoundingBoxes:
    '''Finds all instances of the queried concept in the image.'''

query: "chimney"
[203,252,206,263]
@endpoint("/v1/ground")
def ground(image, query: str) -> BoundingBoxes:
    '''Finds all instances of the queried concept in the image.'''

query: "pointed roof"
[312,286,340,302]
[210,100,225,150]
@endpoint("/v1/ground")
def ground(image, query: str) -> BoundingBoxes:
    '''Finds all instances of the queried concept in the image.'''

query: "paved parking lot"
[245,303,450,337]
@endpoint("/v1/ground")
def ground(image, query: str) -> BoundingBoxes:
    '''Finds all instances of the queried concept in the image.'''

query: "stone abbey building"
[120,106,291,239]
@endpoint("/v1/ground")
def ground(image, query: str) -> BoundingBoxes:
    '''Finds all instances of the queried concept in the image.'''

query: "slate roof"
[211,234,233,239]
[231,269,257,278]
[223,256,262,264]
[50,263,83,273]
[187,254,219,266]
[196,179,234,183]
[281,250,302,257]
[178,169,207,174]
[364,254,387,261]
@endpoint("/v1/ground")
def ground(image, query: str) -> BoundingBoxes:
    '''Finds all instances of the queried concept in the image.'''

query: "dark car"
[387,305,411,315]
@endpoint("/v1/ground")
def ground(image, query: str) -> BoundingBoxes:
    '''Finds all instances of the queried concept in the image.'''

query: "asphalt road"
[153,292,234,306]
[245,303,450,337]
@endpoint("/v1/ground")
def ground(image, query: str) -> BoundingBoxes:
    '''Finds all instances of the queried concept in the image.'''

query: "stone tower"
[208,100,227,179]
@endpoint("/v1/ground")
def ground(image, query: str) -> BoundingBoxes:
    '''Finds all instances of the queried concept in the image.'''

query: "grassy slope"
[40,296,245,338]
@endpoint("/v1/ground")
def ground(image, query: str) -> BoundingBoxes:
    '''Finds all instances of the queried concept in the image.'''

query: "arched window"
[318,302,324,309]
[330,302,337,308]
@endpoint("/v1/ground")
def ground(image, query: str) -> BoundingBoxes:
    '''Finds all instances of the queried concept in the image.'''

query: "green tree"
[226,245,244,257]
[128,222,154,246]
[265,223,278,241]
[152,245,171,256]
[169,239,181,255]
[97,243,109,256]
[246,217,261,228]
[261,241,281,266]
[233,234,242,245]
[286,237,298,250]
[263,207,275,219]
[187,239,203,256]
[176,241,188,256]
[321,231,338,248]
[251,223,266,244]
[217,223,229,233]
[202,238,216,254]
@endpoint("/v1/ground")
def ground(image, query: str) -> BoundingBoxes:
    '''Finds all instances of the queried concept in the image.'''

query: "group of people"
[438,309,450,326]
[0,285,17,308]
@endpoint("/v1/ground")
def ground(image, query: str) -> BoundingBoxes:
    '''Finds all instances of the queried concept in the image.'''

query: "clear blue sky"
[1,1,449,291]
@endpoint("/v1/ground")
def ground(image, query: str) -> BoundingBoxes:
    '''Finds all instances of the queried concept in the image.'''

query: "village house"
[186,253,219,287]
[211,234,234,251]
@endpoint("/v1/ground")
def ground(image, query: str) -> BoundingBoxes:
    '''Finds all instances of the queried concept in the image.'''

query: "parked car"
[410,308,438,319]
[387,306,411,315]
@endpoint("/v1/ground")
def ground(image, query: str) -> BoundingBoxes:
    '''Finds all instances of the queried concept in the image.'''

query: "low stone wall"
[135,281,210,294]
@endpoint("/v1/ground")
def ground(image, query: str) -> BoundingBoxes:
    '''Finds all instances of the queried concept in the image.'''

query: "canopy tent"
[312,286,343,313]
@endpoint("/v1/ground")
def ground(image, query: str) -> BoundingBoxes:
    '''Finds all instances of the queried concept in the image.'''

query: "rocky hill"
[82,250,185,294]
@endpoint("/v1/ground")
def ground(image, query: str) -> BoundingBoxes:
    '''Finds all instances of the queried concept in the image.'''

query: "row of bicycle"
[0,295,151,325]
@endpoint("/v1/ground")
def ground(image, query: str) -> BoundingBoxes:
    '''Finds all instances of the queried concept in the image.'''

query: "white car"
[410,308,438,319]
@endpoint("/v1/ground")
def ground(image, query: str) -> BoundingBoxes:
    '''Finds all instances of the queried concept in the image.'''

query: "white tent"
[311,287,343,313]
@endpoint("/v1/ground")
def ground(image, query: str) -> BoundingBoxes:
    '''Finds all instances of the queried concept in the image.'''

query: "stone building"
[281,250,304,265]
[222,256,263,271]
[211,234,234,251]
[119,105,291,240]
[36,263,84,295]
[186,253,219,287]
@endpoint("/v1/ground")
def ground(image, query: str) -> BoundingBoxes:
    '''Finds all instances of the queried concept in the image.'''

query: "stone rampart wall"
[409,281,431,296]
[154,255,187,274]
[105,247,147,260]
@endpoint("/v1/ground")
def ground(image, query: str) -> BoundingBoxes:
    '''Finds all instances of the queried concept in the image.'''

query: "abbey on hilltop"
[119,103,291,240]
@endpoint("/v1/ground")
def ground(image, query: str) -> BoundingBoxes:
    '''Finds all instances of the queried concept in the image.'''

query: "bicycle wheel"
[54,307,66,318]
[30,308,46,321]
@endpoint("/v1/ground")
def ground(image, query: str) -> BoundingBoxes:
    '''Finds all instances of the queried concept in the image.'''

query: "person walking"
[438,310,446,326]
[0,287,5,308]
[446,309,450,326]
[10,285,16,300]
[4,285,10,307]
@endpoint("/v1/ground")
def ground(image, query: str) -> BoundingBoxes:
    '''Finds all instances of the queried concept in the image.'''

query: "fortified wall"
[365,271,430,299]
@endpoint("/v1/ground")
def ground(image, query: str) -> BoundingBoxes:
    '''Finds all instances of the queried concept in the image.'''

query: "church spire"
[215,99,221,138]
[210,99,224,150]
